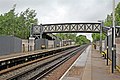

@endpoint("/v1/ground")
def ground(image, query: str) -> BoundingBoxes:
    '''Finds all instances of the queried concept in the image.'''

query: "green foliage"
[104,2,120,26]
[0,5,38,39]
[76,35,90,45]
[115,2,120,26]
[55,33,91,45]
[93,2,120,41]
[104,14,113,26]
[92,33,106,41]
[55,33,77,41]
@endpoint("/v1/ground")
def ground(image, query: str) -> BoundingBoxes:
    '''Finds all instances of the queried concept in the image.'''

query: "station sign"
[108,28,112,36]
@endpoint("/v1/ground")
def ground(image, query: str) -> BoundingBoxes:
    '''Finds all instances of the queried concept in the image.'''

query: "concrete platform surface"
[60,45,120,80]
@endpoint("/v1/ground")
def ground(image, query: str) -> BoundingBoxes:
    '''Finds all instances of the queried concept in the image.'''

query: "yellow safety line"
[102,50,120,72]
[116,65,120,72]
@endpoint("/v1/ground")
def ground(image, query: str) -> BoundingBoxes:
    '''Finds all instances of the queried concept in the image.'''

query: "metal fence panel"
[0,36,22,55]
[116,38,120,67]
[48,40,54,48]
[13,37,22,53]
[108,35,112,60]
[54,40,60,48]
[102,40,105,51]
[104,38,107,50]
[34,39,48,50]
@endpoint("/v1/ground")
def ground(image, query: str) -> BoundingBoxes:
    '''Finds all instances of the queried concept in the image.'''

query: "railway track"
[0,45,77,71]
[0,45,87,80]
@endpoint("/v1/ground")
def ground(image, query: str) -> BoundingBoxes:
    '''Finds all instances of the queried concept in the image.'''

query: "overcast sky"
[0,0,120,41]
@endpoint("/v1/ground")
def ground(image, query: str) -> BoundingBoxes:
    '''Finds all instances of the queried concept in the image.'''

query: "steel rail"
[0,46,80,80]
[6,45,87,80]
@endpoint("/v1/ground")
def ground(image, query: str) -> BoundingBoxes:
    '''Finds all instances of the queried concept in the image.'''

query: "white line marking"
[59,46,89,80]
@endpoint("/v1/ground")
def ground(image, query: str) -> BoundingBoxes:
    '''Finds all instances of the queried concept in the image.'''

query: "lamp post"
[112,0,116,73]
[113,0,115,43]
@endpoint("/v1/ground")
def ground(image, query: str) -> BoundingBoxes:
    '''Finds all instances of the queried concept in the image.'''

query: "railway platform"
[60,45,120,80]
[0,45,78,72]
[0,45,75,60]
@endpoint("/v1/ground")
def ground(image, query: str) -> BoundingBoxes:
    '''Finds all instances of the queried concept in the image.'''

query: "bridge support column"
[40,24,43,39]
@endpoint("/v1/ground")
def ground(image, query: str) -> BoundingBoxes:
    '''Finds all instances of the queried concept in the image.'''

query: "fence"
[0,36,22,55]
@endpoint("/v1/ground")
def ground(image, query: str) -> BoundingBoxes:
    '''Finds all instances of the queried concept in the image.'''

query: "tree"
[115,2,120,26]
[76,35,90,45]
[0,5,38,39]
[0,6,16,36]
[19,8,38,39]
[55,33,90,45]
[93,2,120,41]
[55,33,77,41]
[104,14,113,27]
[104,2,120,26]
[92,33,106,42]
[98,2,120,42]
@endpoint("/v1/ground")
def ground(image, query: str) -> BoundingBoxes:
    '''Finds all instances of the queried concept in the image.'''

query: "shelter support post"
[106,35,109,66]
